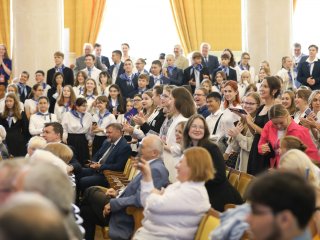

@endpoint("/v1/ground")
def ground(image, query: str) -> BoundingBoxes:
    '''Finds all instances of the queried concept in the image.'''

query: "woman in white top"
[97,71,111,96]
[293,88,312,124]
[235,52,255,81]
[91,95,116,156]
[29,96,57,136]
[80,78,98,113]
[73,70,87,97]
[62,97,93,166]
[24,83,44,119]
[107,84,126,123]
[238,70,252,98]
[54,85,76,122]
[0,84,24,113]
[133,147,213,240]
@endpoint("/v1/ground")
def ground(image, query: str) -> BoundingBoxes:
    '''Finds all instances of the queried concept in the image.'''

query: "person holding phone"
[258,104,319,168]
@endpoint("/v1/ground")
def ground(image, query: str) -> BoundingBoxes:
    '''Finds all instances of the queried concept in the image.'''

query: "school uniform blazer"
[74,55,104,75]
[115,73,139,100]
[148,75,171,88]
[92,137,132,172]
[202,55,219,75]
[258,120,320,167]
[183,65,210,92]
[46,67,74,87]
[167,67,184,86]
[297,60,320,90]
[17,84,32,103]
[213,67,237,82]
[108,62,125,79]
[100,55,110,69]
[108,158,169,240]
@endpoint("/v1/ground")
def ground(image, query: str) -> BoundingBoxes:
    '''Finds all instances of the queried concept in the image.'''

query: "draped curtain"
[0,0,11,56]
[169,0,203,55]
[65,0,106,56]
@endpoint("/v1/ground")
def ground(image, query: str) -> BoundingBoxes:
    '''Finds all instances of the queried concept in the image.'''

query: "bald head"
[140,135,164,160]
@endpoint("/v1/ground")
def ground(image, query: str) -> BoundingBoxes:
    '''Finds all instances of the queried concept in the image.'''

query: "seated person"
[246,171,316,240]
[78,123,131,192]
[80,135,169,240]
[133,147,214,239]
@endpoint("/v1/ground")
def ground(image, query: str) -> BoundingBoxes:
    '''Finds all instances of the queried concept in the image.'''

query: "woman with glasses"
[235,52,255,81]
[258,104,319,168]
[183,114,243,211]
[62,98,93,166]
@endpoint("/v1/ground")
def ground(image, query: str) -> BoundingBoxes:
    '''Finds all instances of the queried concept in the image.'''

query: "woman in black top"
[47,72,65,113]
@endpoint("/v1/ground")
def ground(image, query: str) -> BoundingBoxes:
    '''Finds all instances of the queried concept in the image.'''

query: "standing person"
[183,115,243,211]
[0,84,24,113]
[163,54,184,86]
[194,87,210,118]
[200,42,219,77]
[24,83,44,119]
[35,70,51,96]
[121,43,135,64]
[73,71,87,97]
[293,88,312,124]
[94,43,110,70]
[47,72,65,113]
[281,90,296,117]
[276,56,294,90]
[0,44,12,86]
[247,76,281,175]
[97,71,112,96]
[54,85,76,123]
[223,48,237,68]
[206,92,224,142]
[46,51,74,86]
[29,96,57,136]
[115,59,138,100]
[134,58,149,77]
[91,96,116,156]
[235,52,255,81]
[172,44,189,70]
[17,71,32,103]
[213,53,237,82]
[258,104,319,167]
[108,50,124,84]
[149,60,171,87]
[62,98,93,165]
[238,70,252,98]
[107,84,125,122]
[0,94,28,156]
[293,42,307,88]
[81,54,101,86]
[297,44,320,90]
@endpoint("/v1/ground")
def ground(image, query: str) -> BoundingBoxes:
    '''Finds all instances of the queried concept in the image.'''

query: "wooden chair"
[228,168,241,188]
[126,206,144,234]
[194,208,220,240]
[103,158,132,179]
[237,172,254,200]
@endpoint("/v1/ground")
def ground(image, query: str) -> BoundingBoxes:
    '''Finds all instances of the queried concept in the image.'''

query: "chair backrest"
[126,207,144,234]
[194,208,220,240]
[237,172,254,200]
[124,163,134,179]
[123,158,132,175]
[228,169,241,188]
[127,165,137,181]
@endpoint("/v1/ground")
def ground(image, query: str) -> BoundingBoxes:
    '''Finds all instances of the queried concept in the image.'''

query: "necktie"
[99,144,115,164]
[288,71,293,84]
[88,68,92,77]
[79,86,84,95]
[20,84,27,97]
[309,62,314,75]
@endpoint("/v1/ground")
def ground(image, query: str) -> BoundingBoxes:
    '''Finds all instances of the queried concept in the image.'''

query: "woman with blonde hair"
[27,136,47,157]
[133,147,214,240]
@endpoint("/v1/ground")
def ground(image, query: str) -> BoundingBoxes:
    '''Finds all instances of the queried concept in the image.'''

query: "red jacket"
[258,120,320,167]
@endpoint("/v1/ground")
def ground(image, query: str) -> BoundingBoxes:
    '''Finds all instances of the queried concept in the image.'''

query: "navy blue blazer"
[202,55,219,75]
[167,67,184,86]
[17,84,32,103]
[46,66,74,87]
[213,67,237,82]
[108,158,169,240]
[100,56,110,69]
[92,137,131,172]
[108,62,125,79]
[149,75,171,88]
[115,73,139,100]
[183,65,210,92]
[297,60,320,90]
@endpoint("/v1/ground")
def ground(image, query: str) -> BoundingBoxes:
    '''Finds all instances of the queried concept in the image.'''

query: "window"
[96,0,181,68]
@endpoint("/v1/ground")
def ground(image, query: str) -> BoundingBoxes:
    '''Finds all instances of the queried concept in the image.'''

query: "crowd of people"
[0,41,320,240]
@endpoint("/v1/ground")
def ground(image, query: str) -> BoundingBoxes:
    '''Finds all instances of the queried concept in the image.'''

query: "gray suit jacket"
[74,55,106,75]
[108,159,169,240]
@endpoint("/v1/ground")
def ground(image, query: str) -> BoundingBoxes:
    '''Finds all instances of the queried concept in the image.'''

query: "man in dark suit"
[149,60,171,88]
[17,71,32,103]
[80,135,169,240]
[94,43,110,70]
[200,42,219,76]
[109,50,125,84]
[78,123,132,192]
[297,44,320,90]
[46,51,74,86]
[74,43,106,75]
[183,52,210,93]
[115,59,138,100]
[212,53,237,82]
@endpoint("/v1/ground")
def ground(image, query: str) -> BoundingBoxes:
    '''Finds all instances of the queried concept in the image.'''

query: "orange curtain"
[0,0,11,56]
[65,0,106,56]
[293,0,297,12]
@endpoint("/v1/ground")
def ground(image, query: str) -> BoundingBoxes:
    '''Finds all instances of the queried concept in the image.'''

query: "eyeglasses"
[133,99,142,102]
[243,102,257,106]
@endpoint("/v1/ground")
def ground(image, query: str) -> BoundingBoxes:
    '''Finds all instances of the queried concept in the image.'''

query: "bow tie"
[86,95,95,100]
[36,112,49,116]
[193,64,203,72]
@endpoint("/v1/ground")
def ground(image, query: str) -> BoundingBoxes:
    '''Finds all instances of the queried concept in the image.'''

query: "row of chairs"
[227,167,254,200]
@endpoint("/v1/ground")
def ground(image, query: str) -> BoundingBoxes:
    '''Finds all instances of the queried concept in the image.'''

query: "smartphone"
[233,120,239,127]
[304,108,312,118]
[229,107,247,115]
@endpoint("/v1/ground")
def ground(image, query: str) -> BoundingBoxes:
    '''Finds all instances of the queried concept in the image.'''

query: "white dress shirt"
[24,99,38,115]
[54,103,72,123]
[81,66,101,86]
[29,112,57,136]
[206,109,224,142]
[73,85,85,98]
[92,111,117,136]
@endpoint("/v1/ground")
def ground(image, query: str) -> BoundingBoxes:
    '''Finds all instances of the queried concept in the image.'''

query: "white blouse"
[29,112,58,136]
[54,103,72,123]
[24,99,38,115]
[97,84,110,97]
[92,111,116,136]
[79,94,97,113]
[61,111,93,142]
[73,85,85,98]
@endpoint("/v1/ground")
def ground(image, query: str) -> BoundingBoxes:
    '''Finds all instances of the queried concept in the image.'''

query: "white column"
[12,0,63,85]
[243,0,293,75]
